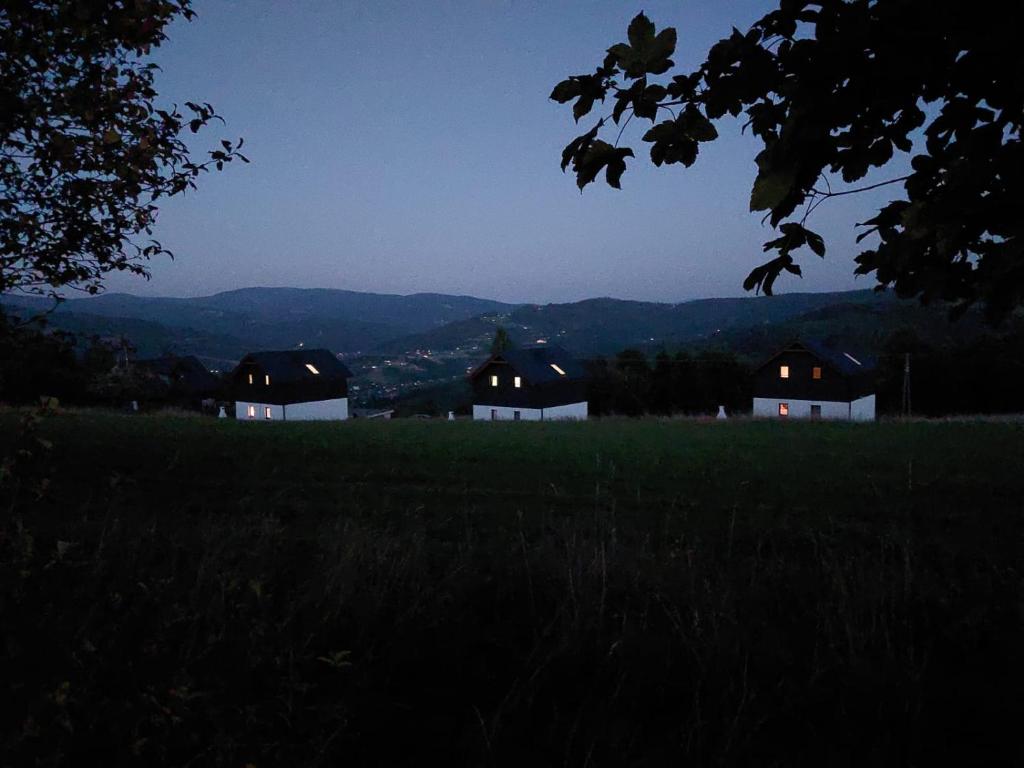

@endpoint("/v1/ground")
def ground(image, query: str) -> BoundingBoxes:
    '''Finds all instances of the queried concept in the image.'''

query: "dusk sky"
[105,0,908,304]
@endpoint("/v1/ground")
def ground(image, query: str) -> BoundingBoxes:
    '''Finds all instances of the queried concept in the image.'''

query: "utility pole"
[901,352,911,417]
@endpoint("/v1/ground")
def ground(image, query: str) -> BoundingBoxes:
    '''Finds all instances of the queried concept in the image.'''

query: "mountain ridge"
[3,285,948,367]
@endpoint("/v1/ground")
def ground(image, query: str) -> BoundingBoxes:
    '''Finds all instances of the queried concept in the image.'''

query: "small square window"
[490,374,498,387]
[264,406,272,420]
[779,402,789,417]
[247,404,255,419]
[514,376,521,388]
[264,374,271,386]
[812,366,822,380]
[779,365,789,379]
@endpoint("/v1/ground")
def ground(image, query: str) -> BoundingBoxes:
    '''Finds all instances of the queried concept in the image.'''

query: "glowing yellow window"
[812,366,822,380]
[779,365,789,379]
[550,363,566,376]
[264,374,271,386]
[247,373,253,385]
[514,376,521,388]
[247,404,255,419]
[779,402,789,417]
[490,374,498,387]
[305,363,320,375]
[264,406,272,420]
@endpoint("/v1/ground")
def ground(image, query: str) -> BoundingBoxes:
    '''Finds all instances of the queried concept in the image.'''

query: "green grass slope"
[2,412,1023,765]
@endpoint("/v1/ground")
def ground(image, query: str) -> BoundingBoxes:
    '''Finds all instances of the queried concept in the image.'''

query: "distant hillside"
[376,290,896,357]
[1,287,515,356]
[0,307,251,368]
[4,286,988,386]
[714,298,992,363]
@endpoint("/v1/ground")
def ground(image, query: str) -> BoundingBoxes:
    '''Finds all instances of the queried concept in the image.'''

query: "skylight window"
[550,363,566,376]
[843,353,862,366]
[305,363,320,375]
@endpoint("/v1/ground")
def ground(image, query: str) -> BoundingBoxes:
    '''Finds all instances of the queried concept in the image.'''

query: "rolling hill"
[1,287,515,357]
[373,289,899,357]
[3,285,992,386]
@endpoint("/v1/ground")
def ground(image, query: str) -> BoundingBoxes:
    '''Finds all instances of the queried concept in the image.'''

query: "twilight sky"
[104,0,906,304]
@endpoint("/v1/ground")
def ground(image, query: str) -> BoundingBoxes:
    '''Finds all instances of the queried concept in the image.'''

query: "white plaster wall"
[286,397,349,421]
[473,401,588,421]
[850,394,875,421]
[473,404,543,421]
[235,398,348,421]
[236,401,285,421]
[543,401,588,420]
[753,397,867,420]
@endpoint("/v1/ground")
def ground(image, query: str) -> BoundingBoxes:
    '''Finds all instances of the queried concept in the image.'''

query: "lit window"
[247,405,255,419]
[264,406,272,420]
[779,402,789,417]
[305,363,320,375]
[265,374,271,386]
[490,374,498,387]
[812,366,822,380]
[550,363,566,376]
[780,365,789,379]
[514,376,521,388]
[247,373,253,385]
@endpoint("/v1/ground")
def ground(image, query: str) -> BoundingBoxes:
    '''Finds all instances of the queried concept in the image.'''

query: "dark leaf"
[550,79,581,103]
[806,231,826,257]
[627,12,656,50]
[749,169,794,212]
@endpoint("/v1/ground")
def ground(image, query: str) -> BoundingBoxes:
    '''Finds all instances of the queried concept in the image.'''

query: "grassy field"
[2,410,1023,766]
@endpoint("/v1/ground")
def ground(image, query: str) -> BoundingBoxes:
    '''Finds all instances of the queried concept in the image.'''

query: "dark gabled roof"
[755,339,876,377]
[798,339,877,376]
[135,355,221,394]
[236,348,352,383]
[469,344,588,384]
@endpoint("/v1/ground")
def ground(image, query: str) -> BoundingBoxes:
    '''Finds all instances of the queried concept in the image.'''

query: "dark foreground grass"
[2,410,1023,766]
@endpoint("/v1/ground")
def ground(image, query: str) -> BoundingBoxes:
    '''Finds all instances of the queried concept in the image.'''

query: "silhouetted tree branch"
[551,3,1022,322]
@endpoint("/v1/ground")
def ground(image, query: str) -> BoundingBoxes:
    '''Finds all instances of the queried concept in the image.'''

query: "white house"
[469,345,589,421]
[231,349,352,421]
[752,340,876,421]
